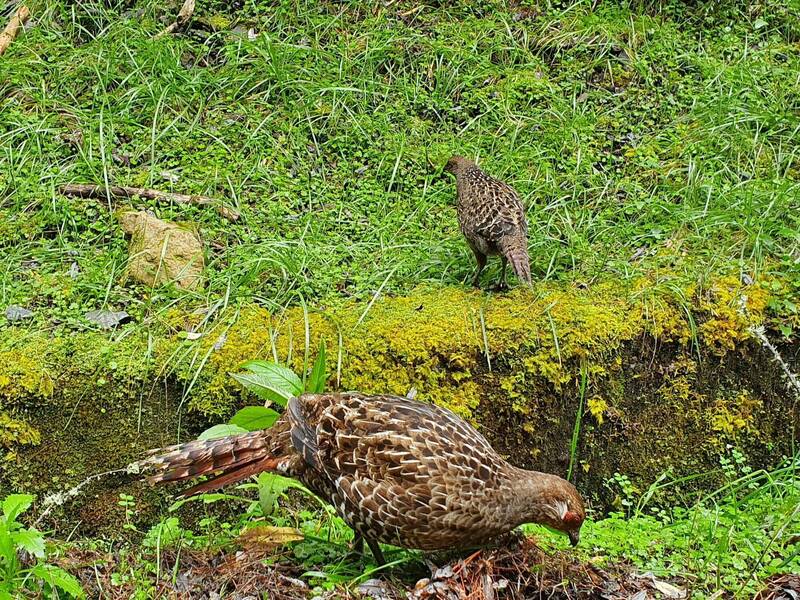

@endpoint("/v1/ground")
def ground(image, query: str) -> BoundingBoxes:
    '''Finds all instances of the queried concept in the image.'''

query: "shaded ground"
[755,575,800,600]
[55,537,800,599]
[57,538,688,599]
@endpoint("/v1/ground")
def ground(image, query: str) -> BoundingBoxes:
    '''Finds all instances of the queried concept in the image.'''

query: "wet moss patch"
[0,277,796,530]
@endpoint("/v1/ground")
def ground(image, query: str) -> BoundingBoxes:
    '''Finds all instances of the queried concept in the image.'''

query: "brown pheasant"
[138,392,585,564]
[445,156,531,289]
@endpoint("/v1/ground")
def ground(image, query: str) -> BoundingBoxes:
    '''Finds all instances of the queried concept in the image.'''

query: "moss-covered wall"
[1,277,797,532]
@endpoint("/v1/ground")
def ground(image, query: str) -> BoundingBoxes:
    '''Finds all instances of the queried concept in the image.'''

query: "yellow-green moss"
[710,390,763,442]
[1,276,774,424]
[587,396,609,425]
[0,412,40,449]
[696,276,768,353]
[158,277,773,420]
[0,331,156,428]
[0,276,795,520]
[179,282,643,417]
[0,347,55,401]
[657,357,700,405]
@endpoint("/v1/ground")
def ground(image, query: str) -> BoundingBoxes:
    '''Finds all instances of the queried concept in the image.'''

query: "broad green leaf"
[198,424,248,441]
[12,528,45,558]
[257,472,298,496]
[232,361,303,407]
[255,473,297,516]
[231,372,293,406]
[240,360,303,391]
[0,519,15,566]
[169,492,250,511]
[28,564,84,598]
[3,494,34,524]
[229,406,279,432]
[258,473,279,516]
[307,341,327,393]
[238,525,303,549]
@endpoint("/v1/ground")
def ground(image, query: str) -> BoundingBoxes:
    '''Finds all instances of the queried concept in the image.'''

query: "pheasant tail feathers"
[501,236,531,284]
[139,430,280,497]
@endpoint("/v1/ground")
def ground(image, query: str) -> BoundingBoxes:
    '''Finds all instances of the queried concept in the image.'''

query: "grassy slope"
[1,0,799,329]
[1,2,800,597]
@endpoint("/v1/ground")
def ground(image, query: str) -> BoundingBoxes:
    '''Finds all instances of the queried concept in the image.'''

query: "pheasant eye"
[563,511,582,527]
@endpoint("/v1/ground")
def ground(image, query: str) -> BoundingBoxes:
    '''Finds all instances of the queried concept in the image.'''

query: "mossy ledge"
[1,277,798,533]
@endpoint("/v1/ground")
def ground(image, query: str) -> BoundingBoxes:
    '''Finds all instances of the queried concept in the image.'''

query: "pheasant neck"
[502,466,565,528]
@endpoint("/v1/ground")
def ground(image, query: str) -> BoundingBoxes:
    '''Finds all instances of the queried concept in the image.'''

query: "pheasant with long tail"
[139,392,584,564]
[445,156,532,290]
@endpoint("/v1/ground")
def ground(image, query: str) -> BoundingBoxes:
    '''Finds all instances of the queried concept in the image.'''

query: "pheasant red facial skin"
[445,155,531,289]
[140,392,584,561]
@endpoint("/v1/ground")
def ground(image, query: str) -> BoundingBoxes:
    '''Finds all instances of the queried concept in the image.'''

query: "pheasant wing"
[288,392,502,549]
[468,179,527,242]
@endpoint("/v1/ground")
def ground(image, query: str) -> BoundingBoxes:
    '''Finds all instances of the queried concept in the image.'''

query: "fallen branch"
[0,5,30,56]
[59,183,240,222]
[749,325,800,399]
[36,465,137,526]
[154,0,196,39]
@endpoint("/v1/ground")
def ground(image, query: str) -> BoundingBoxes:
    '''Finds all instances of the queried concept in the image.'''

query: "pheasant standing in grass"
[139,392,585,565]
[445,156,531,289]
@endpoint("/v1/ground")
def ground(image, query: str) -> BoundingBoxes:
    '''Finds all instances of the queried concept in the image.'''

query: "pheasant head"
[511,470,586,546]
[444,155,476,177]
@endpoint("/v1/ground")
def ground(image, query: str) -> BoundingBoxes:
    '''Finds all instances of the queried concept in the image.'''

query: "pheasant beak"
[568,530,580,547]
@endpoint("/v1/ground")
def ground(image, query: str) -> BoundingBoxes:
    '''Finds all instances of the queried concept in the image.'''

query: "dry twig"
[154,0,196,39]
[0,5,30,55]
[59,183,240,221]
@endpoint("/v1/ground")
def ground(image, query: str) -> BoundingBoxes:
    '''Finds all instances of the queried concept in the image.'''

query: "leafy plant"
[184,342,329,551]
[0,494,83,598]
[231,339,328,408]
[117,493,139,533]
[142,517,192,549]
[202,339,328,440]
[532,454,800,597]
[230,361,303,408]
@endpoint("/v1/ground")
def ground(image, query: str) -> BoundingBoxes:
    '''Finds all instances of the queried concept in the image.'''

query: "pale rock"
[119,211,204,290]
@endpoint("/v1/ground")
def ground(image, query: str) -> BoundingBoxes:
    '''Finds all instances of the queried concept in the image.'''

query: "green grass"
[532,451,800,597]
[1,0,799,329]
[2,2,799,595]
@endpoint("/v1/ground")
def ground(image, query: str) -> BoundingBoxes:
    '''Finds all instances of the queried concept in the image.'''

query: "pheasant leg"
[366,538,386,566]
[344,534,365,561]
[471,249,487,288]
[491,257,509,291]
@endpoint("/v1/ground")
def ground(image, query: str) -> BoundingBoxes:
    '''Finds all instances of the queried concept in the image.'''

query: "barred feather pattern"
[499,235,531,284]
[446,156,532,287]
[139,392,584,552]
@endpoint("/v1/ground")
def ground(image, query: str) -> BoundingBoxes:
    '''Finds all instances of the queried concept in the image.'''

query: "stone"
[5,305,33,322]
[84,310,130,330]
[119,211,204,290]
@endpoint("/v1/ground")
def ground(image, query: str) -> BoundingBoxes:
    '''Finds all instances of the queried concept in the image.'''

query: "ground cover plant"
[1,0,799,597]
[1,0,799,329]
[0,494,82,598]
